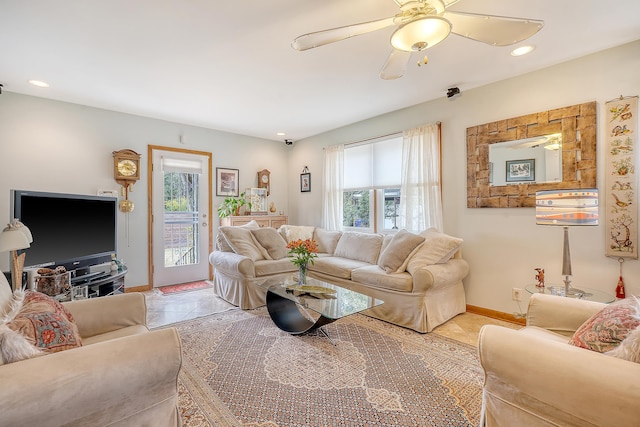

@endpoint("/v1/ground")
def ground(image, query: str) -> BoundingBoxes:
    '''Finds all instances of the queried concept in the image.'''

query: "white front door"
[150,147,211,287]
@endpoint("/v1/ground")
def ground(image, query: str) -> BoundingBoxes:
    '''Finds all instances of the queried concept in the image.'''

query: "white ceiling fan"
[291,0,544,80]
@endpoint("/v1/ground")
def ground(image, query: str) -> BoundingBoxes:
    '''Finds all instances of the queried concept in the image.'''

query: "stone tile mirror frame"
[467,101,597,207]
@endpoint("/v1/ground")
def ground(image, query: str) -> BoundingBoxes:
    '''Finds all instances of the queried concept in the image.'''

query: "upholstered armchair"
[478,293,640,427]
[0,281,183,427]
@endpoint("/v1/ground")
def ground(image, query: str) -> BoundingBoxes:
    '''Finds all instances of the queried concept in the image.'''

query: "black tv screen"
[12,190,117,272]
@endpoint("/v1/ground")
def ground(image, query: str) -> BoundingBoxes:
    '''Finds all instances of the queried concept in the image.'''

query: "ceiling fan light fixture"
[391,16,452,52]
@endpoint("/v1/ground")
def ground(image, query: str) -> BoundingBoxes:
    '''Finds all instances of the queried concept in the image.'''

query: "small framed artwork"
[300,173,311,192]
[216,167,239,196]
[506,159,535,183]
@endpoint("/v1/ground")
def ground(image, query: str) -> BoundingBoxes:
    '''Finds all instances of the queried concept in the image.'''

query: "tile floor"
[144,284,520,345]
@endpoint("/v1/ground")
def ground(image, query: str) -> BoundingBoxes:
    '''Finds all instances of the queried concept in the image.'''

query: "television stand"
[70,267,127,299]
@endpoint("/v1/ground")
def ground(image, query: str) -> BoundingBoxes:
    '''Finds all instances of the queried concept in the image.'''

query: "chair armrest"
[209,250,256,278]
[63,292,146,338]
[479,325,640,427]
[0,328,182,427]
[526,293,605,336]
[411,258,469,293]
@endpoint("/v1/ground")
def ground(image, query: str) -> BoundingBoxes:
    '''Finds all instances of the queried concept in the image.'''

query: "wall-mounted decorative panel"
[467,102,597,208]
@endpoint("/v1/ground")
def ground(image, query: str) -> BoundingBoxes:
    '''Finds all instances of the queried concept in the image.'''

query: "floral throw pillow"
[7,291,82,353]
[568,297,640,353]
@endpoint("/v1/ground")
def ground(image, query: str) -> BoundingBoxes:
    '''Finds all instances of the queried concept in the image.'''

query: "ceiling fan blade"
[380,49,412,80]
[445,11,543,46]
[292,17,396,51]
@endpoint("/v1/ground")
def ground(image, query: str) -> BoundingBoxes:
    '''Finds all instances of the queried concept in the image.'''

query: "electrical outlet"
[512,287,523,302]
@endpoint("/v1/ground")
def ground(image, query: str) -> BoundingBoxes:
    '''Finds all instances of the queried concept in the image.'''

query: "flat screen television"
[11,190,118,275]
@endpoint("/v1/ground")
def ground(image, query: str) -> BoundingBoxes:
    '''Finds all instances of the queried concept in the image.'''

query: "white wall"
[289,40,640,314]
[0,93,289,287]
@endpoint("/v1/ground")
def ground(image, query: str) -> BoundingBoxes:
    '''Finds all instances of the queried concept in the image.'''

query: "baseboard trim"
[125,284,152,293]
[466,304,526,326]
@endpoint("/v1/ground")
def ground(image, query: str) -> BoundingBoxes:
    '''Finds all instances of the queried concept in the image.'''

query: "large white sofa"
[209,223,469,333]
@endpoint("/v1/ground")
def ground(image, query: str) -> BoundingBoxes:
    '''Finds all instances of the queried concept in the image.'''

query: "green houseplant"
[217,191,252,218]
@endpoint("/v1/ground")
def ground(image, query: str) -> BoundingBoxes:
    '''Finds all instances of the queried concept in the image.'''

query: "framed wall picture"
[216,167,239,196]
[506,159,535,183]
[300,172,311,192]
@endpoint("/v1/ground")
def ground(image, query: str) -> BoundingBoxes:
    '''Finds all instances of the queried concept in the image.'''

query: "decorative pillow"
[218,226,265,261]
[215,220,260,252]
[333,232,384,265]
[279,225,315,243]
[569,297,640,353]
[313,229,342,254]
[0,325,42,365]
[406,228,463,274]
[0,272,12,316]
[7,291,82,354]
[377,230,426,273]
[251,227,288,260]
[607,323,640,363]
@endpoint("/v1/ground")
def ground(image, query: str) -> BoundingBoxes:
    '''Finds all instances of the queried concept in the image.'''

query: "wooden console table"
[221,214,288,229]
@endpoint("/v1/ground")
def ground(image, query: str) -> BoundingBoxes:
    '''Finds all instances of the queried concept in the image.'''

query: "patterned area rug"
[157,281,213,295]
[167,308,483,426]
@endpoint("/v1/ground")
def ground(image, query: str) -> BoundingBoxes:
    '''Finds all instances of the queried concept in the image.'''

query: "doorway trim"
[147,145,213,289]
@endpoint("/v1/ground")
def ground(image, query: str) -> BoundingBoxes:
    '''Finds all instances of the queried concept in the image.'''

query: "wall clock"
[112,149,141,212]
[257,169,270,196]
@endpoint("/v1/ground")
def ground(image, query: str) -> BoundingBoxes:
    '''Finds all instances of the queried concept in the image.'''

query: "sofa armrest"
[526,293,605,336]
[0,328,182,427]
[63,292,147,338]
[479,325,640,427]
[209,250,256,278]
[411,258,469,293]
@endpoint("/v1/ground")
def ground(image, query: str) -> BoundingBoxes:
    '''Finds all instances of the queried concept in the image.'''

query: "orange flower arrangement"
[286,239,319,268]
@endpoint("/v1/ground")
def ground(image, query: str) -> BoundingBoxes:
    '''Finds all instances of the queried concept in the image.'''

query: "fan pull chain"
[616,258,626,299]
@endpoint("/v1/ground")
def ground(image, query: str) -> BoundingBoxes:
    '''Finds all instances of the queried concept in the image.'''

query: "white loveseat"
[209,223,469,333]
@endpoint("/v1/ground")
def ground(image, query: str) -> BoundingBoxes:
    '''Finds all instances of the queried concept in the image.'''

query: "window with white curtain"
[343,135,403,233]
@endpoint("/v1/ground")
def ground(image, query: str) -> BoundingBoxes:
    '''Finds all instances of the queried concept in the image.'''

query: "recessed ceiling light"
[28,80,50,88]
[276,132,286,136]
[511,45,535,57]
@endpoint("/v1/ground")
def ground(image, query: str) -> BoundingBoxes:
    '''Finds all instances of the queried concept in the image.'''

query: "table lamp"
[535,189,598,296]
[0,219,33,291]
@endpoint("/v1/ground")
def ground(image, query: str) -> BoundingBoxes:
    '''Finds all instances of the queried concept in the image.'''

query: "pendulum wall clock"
[112,149,141,212]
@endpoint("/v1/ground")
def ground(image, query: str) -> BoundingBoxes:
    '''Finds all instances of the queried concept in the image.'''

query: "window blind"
[344,135,402,190]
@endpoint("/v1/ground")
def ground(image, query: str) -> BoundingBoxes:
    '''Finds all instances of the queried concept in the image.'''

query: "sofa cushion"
[377,229,425,273]
[333,232,384,265]
[313,228,342,255]
[309,257,371,280]
[569,297,640,353]
[407,229,463,274]
[7,291,82,354]
[279,225,315,243]
[251,227,288,260]
[219,226,266,261]
[351,265,413,292]
[216,220,260,253]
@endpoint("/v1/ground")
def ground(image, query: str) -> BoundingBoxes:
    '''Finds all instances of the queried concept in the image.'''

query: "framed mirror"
[467,102,596,208]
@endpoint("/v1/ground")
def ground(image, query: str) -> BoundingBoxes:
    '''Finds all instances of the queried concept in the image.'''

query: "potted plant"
[217,191,252,218]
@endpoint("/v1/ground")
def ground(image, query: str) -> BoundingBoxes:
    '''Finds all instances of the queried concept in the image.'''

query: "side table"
[525,284,616,304]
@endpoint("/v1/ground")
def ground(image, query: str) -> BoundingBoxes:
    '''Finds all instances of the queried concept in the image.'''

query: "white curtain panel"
[322,144,344,230]
[400,123,443,232]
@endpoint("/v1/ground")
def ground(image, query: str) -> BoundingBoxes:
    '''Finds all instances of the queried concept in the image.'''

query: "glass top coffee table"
[253,275,384,343]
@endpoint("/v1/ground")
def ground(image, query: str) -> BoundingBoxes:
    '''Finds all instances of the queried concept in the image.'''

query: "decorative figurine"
[535,268,545,288]
[269,201,277,213]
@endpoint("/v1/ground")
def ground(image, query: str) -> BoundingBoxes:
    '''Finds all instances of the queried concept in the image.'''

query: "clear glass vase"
[298,262,308,285]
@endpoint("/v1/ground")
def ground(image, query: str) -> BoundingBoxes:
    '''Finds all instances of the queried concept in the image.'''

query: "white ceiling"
[2,0,639,142]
